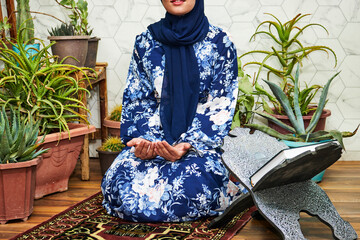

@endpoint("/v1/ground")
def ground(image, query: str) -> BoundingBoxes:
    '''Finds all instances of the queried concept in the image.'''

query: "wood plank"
[0,160,359,240]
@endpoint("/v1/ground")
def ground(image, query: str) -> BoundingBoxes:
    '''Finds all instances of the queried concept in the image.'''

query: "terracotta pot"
[268,109,331,134]
[0,157,42,224]
[84,37,100,69]
[34,123,96,199]
[103,116,120,137]
[48,36,90,67]
[96,148,120,176]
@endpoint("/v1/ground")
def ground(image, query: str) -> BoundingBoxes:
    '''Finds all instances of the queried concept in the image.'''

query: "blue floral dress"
[101,24,245,223]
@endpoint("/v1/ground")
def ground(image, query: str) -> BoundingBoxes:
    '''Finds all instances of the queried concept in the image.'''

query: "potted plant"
[0,26,96,199]
[239,13,337,133]
[104,104,122,137]
[246,65,358,182]
[0,107,48,224]
[96,136,125,175]
[48,0,100,68]
[232,59,259,129]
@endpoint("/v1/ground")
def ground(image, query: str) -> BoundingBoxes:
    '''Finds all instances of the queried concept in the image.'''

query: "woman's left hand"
[155,141,191,162]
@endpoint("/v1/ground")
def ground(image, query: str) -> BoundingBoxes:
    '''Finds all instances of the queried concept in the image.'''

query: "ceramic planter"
[268,108,331,134]
[34,123,96,199]
[103,116,120,137]
[0,157,42,224]
[48,36,90,67]
[96,148,120,176]
[84,37,100,69]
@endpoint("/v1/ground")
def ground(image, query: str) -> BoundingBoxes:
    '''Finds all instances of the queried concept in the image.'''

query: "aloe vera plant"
[246,65,358,149]
[240,13,337,115]
[0,106,48,164]
[0,26,94,135]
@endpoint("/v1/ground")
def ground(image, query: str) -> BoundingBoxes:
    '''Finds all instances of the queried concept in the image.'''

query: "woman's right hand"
[127,138,157,160]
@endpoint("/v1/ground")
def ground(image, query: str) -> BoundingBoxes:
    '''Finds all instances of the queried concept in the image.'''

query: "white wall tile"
[115,0,148,22]
[340,0,360,22]
[225,0,261,22]
[339,23,360,55]
[336,88,360,118]
[89,6,121,38]
[114,22,146,54]
[317,0,341,5]
[206,6,232,30]
[312,6,347,38]
[282,0,319,20]
[259,0,284,6]
[339,56,360,87]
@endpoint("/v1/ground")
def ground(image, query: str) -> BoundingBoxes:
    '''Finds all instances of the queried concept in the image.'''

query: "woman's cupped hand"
[127,138,191,162]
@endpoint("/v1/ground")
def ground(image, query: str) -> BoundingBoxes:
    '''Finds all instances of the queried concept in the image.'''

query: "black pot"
[96,148,120,176]
[84,37,100,69]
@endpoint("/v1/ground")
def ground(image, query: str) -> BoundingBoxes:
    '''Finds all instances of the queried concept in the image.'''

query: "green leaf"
[306,72,340,133]
[293,64,305,134]
[245,123,299,141]
[238,74,253,94]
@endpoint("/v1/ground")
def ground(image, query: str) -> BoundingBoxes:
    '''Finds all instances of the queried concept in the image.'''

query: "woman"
[101,0,244,222]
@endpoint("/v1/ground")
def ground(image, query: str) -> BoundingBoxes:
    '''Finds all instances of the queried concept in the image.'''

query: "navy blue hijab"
[148,0,209,144]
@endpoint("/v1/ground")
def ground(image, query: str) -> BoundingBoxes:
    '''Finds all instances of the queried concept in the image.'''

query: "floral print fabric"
[101,24,244,222]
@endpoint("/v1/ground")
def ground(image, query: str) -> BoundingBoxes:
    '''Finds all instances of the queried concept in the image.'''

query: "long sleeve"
[176,33,238,151]
[120,36,163,145]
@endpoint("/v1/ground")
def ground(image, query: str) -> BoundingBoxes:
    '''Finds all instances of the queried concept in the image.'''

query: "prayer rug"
[11,192,255,240]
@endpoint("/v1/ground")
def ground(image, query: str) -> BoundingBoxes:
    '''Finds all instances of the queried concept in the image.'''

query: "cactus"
[99,137,125,152]
[246,64,358,149]
[0,106,48,164]
[16,0,34,44]
[109,105,122,122]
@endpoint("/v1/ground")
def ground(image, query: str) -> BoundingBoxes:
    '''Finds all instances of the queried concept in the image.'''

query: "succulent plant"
[109,105,122,122]
[48,22,75,36]
[99,136,125,152]
[0,106,48,164]
[246,65,358,149]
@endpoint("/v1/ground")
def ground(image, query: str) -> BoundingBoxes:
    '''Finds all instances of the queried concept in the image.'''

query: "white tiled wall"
[27,0,360,160]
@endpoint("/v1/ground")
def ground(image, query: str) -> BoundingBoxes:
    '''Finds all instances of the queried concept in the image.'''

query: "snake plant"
[246,65,358,149]
[240,13,337,116]
[0,26,95,135]
[0,106,48,164]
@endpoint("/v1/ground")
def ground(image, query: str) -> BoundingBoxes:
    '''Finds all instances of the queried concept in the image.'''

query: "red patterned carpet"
[11,192,255,240]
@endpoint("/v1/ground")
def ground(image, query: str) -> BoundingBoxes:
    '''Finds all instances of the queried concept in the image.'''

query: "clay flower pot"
[84,37,101,69]
[103,116,120,137]
[268,108,331,134]
[48,36,90,67]
[96,148,120,176]
[34,123,96,199]
[0,157,42,224]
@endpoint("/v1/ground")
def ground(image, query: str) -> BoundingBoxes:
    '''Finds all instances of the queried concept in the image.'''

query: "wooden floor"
[0,159,359,240]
